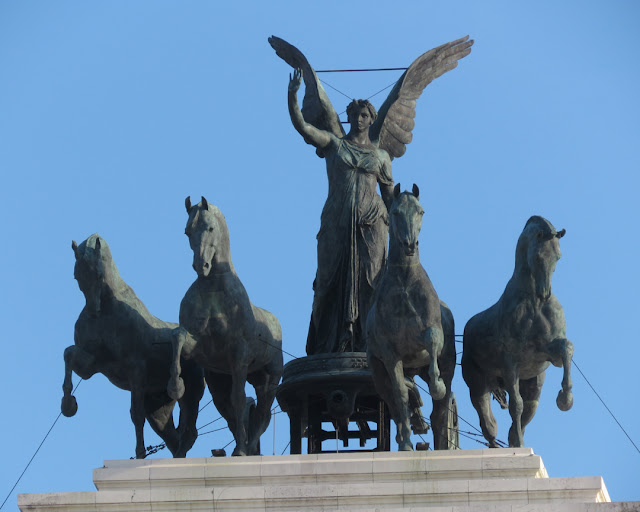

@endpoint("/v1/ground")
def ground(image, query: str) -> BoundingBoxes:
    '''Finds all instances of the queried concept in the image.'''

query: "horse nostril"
[204,262,210,269]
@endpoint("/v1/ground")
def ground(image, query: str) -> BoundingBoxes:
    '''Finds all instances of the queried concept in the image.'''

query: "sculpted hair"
[346,99,377,123]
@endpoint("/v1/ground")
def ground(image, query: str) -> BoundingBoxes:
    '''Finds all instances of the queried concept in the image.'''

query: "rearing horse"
[367,184,457,451]
[62,234,204,458]
[462,216,573,448]
[168,197,283,456]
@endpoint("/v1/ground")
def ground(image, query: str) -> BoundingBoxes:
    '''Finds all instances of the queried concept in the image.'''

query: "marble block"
[18,448,638,511]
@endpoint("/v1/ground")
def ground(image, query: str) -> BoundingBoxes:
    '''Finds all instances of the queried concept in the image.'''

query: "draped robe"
[306,135,393,354]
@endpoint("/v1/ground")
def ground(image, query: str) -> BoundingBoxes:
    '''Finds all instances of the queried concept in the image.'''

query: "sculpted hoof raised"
[462,216,573,448]
[63,235,204,459]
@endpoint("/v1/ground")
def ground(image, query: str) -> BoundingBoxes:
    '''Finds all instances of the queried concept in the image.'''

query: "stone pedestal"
[18,448,637,511]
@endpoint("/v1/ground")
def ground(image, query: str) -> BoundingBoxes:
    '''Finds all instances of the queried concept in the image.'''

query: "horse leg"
[503,365,524,448]
[424,326,446,401]
[425,365,455,450]
[520,373,545,435]
[246,373,272,456]
[368,354,398,417]
[175,361,204,458]
[204,359,248,456]
[546,337,574,411]
[384,358,412,451]
[462,356,499,447]
[247,360,281,456]
[130,374,147,459]
[167,327,196,400]
[204,371,241,453]
[229,365,249,456]
[61,345,100,417]
[144,393,179,456]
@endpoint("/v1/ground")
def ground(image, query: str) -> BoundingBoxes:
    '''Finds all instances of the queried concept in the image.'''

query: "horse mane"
[78,234,166,327]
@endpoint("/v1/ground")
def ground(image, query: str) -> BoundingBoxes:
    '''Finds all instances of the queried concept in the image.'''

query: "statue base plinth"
[19,448,636,511]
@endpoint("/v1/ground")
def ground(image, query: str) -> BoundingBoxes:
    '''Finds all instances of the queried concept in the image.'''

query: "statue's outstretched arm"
[270,36,345,139]
[288,68,331,150]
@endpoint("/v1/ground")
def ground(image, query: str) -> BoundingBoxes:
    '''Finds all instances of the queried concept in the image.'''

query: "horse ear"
[201,196,209,211]
[71,240,78,256]
[556,228,566,239]
[394,183,401,198]
[185,196,192,213]
[95,237,101,251]
[412,184,420,199]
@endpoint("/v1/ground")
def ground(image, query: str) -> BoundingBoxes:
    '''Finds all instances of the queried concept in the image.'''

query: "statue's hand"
[289,68,302,93]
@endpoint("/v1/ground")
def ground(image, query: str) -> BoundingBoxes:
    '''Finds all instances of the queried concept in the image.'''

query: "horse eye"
[208,227,214,232]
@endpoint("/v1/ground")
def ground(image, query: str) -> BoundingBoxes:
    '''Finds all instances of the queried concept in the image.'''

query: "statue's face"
[349,106,372,133]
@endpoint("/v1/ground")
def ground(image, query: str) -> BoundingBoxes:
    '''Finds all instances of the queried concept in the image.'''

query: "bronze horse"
[62,234,204,458]
[462,216,573,448]
[168,197,283,456]
[367,185,457,450]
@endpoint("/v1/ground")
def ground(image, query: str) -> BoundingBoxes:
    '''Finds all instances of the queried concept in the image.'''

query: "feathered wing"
[268,36,345,138]
[370,35,474,159]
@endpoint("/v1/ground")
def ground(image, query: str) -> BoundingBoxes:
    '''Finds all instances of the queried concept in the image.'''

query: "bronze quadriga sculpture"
[462,216,573,448]
[367,185,457,451]
[62,234,204,459]
[270,35,473,356]
[168,197,283,456]
[270,35,472,452]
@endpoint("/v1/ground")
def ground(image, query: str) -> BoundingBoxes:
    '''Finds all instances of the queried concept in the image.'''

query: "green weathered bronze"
[366,185,457,451]
[270,35,473,356]
[462,216,573,448]
[62,234,204,459]
[167,197,283,456]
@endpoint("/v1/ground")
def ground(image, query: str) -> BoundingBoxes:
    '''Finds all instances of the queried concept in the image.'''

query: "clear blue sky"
[1,1,639,509]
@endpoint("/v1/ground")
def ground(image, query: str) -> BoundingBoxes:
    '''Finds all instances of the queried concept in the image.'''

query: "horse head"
[184,196,229,277]
[389,183,424,257]
[72,234,108,316]
[517,216,566,302]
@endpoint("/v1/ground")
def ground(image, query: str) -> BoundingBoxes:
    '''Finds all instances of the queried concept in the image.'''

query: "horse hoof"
[398,440,414,451]
[430,380,446,401]
[557,389,573,411]
[168,378,185,400]
[231,447,247,456]
[61,395,78,417]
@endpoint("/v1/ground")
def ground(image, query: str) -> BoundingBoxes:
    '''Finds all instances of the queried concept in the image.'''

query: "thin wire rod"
[198,399,213,413]
[319,78,352,101]
[573,358,640,455]
[1,380,83,511]
[316,67,407,73]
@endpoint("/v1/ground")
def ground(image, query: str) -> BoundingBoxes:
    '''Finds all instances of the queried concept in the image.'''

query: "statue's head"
[346,99,377,130]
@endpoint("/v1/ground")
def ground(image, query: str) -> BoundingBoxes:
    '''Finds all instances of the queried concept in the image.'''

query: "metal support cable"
[573,358,640,455]
[1,380,83,510]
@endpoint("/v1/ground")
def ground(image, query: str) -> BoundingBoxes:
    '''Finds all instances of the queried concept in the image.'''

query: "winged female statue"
[269,36,473,356]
